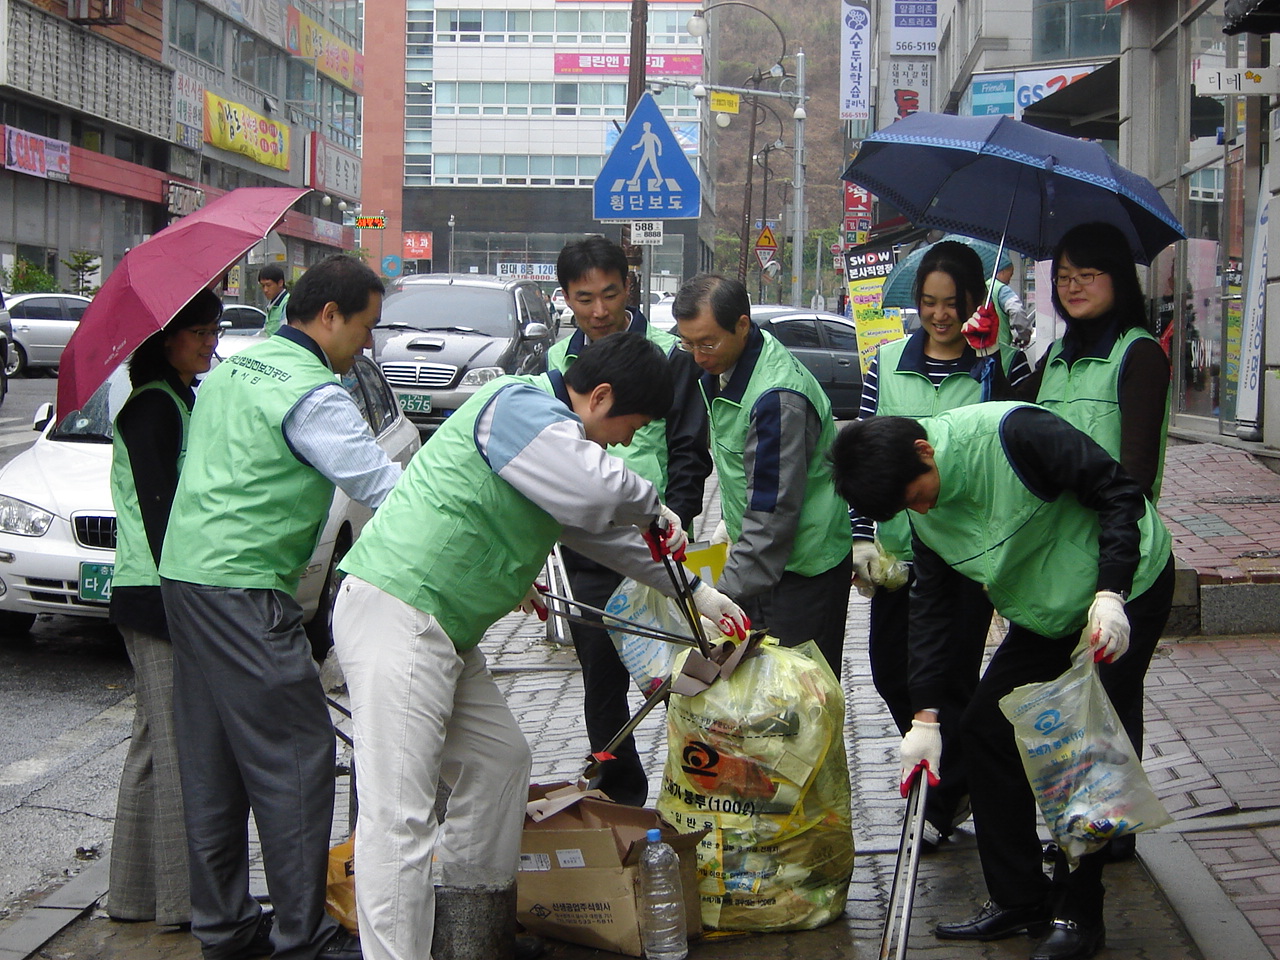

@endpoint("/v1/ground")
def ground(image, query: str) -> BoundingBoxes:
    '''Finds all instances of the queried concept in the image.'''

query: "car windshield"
[51,372,133,443]
[379,287,516,338]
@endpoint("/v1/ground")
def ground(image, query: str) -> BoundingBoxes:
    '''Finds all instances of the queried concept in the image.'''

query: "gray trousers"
[162,580,338,960]
[109,627,190,925]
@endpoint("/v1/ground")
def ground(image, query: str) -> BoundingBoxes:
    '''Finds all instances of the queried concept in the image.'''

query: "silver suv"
[0,291,11,406]
[374,274,557,433]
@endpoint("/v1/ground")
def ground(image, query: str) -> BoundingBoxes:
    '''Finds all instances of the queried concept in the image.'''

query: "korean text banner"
[203,93,290,171]
[4,128,70,182]
[287,7,364,95]
[840,1,872,121]
[554,53,702,76]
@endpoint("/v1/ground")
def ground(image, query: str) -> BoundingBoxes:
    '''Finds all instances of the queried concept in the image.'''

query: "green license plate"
[397,393,432,414]
[79,562,114,603]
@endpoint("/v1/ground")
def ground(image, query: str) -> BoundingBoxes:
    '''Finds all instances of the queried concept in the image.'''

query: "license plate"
[397,393,432,414]
[79,562,114,603]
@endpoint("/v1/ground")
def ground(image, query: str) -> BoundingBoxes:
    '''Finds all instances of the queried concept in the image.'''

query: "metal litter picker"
[879,772,930,960]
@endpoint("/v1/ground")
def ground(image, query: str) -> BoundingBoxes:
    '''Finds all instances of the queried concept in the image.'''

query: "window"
[822,320,858,352]
[233,29,277,89]
[11,297,64,321]
[769,319,821,349]
[171,0,224,67]
[1032,0,1119,61]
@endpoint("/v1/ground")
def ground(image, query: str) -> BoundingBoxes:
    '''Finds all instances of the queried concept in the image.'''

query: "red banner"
[403,232,434,259]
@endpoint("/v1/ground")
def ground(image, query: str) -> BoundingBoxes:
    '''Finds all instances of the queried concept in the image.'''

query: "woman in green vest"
[1034,221,1171,502]
[107,291,223,928]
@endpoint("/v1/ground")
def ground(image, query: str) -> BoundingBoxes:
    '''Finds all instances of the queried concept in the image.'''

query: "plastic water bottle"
[638,828,688,960]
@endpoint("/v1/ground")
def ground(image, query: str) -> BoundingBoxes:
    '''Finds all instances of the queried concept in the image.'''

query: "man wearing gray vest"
[160,256,400,960]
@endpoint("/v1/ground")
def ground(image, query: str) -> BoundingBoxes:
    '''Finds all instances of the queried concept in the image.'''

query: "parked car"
[220,303,268,335]
[0,291,12,405]
[752,306,864,419]
[0,335,420,651]
[374,274,556,433]
[6,293,92,376]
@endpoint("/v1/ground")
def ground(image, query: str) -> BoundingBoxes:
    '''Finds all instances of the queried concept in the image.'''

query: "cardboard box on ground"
[519,783,708,957]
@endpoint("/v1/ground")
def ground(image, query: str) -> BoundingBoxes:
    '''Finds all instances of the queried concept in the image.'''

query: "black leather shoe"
[317,928,363,960]
[1030,918,1105,960]
[228,911,274,960]
[935,900,1050,941]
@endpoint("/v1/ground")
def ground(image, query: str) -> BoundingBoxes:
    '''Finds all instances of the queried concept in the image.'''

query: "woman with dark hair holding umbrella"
[107,290,224,930]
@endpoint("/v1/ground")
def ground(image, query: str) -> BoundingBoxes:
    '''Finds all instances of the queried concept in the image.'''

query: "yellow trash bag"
[656,638,853,931]
[325,834,358,934]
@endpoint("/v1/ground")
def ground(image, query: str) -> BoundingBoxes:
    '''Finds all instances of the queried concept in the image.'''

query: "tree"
[61,250,101,296]
[2,259,58,294]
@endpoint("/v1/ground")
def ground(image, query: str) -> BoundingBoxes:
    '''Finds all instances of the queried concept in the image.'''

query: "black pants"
[561,549,649,805]
[740,551,853,678]
[870,566,992,832]
[960,558,1175,922]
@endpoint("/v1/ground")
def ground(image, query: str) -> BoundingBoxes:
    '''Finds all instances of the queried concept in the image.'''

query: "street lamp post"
[790,50,806,308]
[448,214,456,273]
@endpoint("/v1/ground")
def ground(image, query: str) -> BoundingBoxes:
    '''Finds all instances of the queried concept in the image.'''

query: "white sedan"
[0,335,420,655]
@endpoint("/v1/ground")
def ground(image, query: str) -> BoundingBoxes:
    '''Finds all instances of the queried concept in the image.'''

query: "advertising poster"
[203,92,290,171]
[839,0,872,121]
[286,7,364,94]
[173,72,204,150]
[891,1,937,56]
[3,128,70,182]
[554,53,702,76]
[850,278,903,374]
[884,58,933,122]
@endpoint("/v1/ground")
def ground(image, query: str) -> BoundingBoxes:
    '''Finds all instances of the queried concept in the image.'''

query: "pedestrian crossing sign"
[594,93,701,221]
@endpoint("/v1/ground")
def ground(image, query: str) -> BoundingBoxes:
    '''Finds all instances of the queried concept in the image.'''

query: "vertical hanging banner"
[840,0,872,121]
[1235,167,1267,438]
[882,58,934,123]
[891,0,938,56]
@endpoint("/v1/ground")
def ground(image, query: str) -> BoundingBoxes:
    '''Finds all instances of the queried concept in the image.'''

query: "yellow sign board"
[755,225,778,250]
[709,91,740,114]
[287,7,365,95]
[203,93,290,171]
[849,276,903,374]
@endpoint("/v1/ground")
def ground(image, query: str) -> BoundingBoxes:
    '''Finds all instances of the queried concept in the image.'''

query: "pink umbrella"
[56,186,310,416]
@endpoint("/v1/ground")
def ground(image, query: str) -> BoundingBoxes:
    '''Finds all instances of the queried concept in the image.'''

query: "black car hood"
[375,329,513,367]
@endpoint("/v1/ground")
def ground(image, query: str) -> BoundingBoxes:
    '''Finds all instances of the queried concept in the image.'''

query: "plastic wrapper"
[657,638,854,931]
[999,642,1171,866]
[852,539,910,600]
[325,834,358,933]
[605,578,687,693]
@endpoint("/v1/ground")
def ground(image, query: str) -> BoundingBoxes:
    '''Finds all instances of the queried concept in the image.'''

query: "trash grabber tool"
[879,773,929,960]
[536,588,696,647]
[648,520,713,658]
[582,675,672,781]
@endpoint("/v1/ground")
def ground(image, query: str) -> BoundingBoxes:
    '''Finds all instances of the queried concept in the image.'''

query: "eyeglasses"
[1054,271,1107,289]
[185,326,223,341]
[675,337,727,355]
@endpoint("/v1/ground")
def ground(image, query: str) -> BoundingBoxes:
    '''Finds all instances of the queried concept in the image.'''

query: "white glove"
[850,539,885,589]
[514,585,547,621]
[1084,590,1129,663]
[658,504,688,559]
[899,719,942,796]
[691,581,750,640]
[710,518,731,546]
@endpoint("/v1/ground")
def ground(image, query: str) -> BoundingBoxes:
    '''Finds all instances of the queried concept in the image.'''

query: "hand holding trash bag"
[899,718,942,796]
[692,581,750,639]
[850,539,885,593]
[961,302,1000,356]
[642,504,688,562]
[1084,590,1129,662]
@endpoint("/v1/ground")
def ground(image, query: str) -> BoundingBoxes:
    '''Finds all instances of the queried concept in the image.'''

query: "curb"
[0,854,110,960]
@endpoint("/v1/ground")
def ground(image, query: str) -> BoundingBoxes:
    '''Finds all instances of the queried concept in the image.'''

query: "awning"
[1225,0,1280,35]
[1021,60,1120,141]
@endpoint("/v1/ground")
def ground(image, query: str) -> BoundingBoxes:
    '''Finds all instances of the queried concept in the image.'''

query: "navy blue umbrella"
[840,112,1185,265]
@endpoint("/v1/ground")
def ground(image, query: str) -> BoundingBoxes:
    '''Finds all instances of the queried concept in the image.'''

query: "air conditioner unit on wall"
[67,0,126,26]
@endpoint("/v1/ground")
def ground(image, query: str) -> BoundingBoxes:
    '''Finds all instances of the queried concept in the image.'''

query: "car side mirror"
[522,322,549,340]
[33,402,52,431]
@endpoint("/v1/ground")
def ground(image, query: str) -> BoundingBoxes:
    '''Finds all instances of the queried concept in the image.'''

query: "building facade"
[362,0,716,292]
[0,0,360,308]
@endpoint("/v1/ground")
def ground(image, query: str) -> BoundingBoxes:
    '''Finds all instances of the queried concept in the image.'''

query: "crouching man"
[332,331,749,960]
[830,402,1173,960]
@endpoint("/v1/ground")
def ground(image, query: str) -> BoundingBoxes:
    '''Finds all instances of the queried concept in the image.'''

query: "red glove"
[961,303,999,357]
[642,505,688,563]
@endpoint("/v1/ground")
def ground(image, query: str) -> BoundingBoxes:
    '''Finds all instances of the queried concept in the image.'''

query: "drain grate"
[1201,495,1280,504]
[1235,549,1280,560]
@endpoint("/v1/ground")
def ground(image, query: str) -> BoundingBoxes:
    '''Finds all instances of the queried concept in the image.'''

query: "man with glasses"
[548,236,711,806]
[672,273,853,675]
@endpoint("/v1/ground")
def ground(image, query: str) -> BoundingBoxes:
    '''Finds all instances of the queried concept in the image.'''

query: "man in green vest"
[259,263,289,336]
[549,236,711,806]
[672,273,853,675]
[330,331,748,960]
[160,256,402,960]
[830,403,1174,960]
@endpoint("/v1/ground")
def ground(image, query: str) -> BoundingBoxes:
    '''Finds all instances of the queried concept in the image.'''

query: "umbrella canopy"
[840,112,1184,265]
[57,186,309,416]
[880,234,1011,310]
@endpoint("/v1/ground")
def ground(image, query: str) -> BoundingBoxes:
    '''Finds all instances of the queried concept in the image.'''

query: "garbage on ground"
[657,638,854,931]
[517,783,706,957]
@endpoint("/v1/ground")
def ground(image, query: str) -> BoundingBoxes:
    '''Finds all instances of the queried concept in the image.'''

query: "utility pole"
[623,0,649,309]
[790,49,806,307]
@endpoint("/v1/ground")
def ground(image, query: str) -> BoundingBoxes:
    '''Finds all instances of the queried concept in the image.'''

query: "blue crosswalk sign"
[594,93,701,221]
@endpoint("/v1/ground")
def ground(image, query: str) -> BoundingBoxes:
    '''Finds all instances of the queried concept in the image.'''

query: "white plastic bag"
[605,578,687,693]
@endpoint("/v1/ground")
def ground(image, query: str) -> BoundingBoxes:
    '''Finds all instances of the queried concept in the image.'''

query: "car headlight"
[0,495,54,537]
[459,366,504,387]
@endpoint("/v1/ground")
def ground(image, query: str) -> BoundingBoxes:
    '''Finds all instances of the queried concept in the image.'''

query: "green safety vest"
[911,403,1172,638]
[548,317,675,492]
[872,334,1017,561]
[339,374,566,651]
[110,380,191,589]
[1037,326,1169,499]
[160,334,340,593]
[988,278,1014,348]
[265,291,289,336]
[704,328,850,577]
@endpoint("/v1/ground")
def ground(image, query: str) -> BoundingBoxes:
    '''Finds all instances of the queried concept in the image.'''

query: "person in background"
[831,404,1173,960]
[850,241,1032,850]
[991,258,1032,349]
[160,256,402,960]
[548,236,711,806]
[673,274,852,675]
[107,290,223,931]
[258,264,289,336]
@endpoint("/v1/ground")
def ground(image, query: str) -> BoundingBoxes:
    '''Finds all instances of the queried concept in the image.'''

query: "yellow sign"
[849,276,903,374]
[203,93,290,170]
[709,91,740,114]
[287,7,364,95]
[755,225,778,250]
